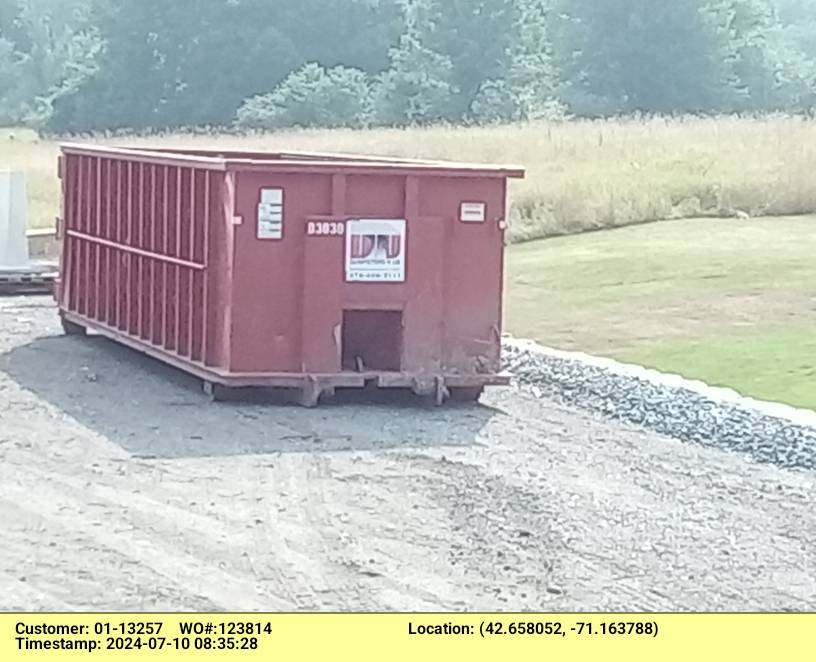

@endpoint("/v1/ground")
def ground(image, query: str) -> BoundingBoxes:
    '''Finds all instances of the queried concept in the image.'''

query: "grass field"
[506,216,816,410]
[5,115,816,240]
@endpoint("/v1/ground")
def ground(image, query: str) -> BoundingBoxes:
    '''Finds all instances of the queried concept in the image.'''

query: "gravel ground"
[503,341,816,472]
[0,297,815,612]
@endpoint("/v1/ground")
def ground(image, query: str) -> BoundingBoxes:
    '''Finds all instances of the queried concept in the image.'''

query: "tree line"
[2,0,816,134]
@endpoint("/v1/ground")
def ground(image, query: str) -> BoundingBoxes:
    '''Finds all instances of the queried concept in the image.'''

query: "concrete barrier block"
[0,171,30,269]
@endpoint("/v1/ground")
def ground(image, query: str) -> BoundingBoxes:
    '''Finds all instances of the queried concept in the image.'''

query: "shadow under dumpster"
[1,327,502,460]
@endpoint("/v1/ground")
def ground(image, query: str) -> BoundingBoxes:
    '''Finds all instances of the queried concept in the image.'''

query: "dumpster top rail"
[59,143,526,179]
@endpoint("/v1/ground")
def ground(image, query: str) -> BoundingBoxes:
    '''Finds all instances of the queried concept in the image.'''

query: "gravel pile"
[502,339,816,472]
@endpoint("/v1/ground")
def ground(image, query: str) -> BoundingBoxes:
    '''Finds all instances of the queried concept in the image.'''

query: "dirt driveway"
[1,297,814,612]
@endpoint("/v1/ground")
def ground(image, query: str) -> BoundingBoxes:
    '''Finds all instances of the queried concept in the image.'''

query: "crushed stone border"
[503,337,816,430]
[501,337,816,472]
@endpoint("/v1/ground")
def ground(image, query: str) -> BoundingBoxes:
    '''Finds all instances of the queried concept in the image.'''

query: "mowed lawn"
[506,216,816,410]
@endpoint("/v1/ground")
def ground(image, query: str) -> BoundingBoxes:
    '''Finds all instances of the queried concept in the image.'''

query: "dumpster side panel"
[227,170,507,379]
[419,176,508,373]
[59,151,226,370]
[229,172,333,373]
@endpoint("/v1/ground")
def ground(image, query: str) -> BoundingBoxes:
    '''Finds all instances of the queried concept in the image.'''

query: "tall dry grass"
[4,115,816,241]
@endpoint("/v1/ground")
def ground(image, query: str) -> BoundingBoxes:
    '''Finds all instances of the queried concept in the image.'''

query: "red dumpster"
[56,144,525,406]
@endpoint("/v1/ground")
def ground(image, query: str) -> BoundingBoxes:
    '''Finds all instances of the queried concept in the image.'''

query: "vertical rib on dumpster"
[87,158,94,317]
[95,157,101,319]
[60,155,73,310]
[74,157,82,314]
[188,170,196,360]
[201,171,210,365]
[81,156,87,306]
[173,167,181,355]
[135,162,143,340]
[148,164,157,344]
[161,165,169,349]
[124,161,132,336]
[103,159,111,326]
[116,161,124,331]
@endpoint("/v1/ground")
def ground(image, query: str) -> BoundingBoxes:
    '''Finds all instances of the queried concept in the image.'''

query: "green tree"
[0,0,100,128]
[0,37,22,124]
[469,79,518,122]
[372,0,454,125]
[50,0,400,132]
[507,0,562,119]
[559,0,740,115]
[236,63,371,129]
[470,0,562,122]
[50,0,298,131]
[430,0,515,119]
[776,0,816,62]
[743,0,816,110]
[9,0,816,132]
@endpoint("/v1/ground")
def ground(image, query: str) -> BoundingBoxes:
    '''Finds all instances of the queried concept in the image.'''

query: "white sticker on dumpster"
[258,188,284,239]
[460,202,486,223]
[346,219,406,283]
[261,188,283,205]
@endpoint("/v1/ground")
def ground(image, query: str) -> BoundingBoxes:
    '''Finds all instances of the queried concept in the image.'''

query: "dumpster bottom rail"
[60,310,508,407]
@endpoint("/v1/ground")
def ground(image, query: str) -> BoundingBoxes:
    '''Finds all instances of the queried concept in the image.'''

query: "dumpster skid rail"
[57,144,524,407]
